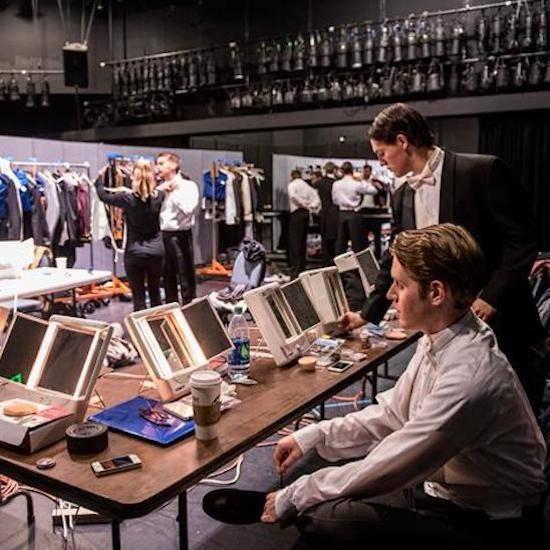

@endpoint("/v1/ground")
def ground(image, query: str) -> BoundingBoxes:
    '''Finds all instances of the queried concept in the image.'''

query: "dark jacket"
[316,176,339,239]
[362,151,544,351]
[95,177,165,259]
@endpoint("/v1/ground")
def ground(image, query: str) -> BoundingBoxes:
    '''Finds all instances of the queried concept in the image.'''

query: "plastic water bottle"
[227,306,250,379]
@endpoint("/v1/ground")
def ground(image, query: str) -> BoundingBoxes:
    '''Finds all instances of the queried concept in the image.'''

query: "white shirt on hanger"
[160,174,199,231]
[288,178,320,213]
[221,169,237,225]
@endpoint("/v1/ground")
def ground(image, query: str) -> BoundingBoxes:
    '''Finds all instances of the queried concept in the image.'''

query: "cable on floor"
[198,454,245,486]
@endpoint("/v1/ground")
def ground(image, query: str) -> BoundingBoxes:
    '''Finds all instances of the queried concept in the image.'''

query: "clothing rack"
[197,161,232,277]
[10,160,94,272]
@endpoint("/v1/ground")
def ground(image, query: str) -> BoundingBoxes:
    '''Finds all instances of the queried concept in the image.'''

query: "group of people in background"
[95,152,199,312]
[287,158,390,278]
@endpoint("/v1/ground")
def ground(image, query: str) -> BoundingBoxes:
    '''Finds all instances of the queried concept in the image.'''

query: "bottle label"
[229,337,250,368]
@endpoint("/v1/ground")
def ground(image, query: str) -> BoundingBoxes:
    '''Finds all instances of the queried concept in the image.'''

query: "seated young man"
[261,223,546,547]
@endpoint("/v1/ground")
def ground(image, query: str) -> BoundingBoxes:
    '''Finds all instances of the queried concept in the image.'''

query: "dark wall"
[0,0,110,93]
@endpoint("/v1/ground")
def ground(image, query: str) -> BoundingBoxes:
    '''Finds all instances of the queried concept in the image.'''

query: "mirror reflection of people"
[262,224,546,548]
[156,152,199,305]
[343,103,545,412]
[95,160,165,311]
[287,169,320,279]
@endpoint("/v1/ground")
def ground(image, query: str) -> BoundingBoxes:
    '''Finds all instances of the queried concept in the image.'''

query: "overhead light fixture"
[40,75,50,108]
[9,74,20,101]
[25,74,36,108]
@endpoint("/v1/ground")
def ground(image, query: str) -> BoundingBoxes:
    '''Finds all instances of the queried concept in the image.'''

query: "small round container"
[298,356,317,372]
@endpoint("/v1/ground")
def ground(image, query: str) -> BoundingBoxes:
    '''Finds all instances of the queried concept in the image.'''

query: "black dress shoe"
[202,489,267,524]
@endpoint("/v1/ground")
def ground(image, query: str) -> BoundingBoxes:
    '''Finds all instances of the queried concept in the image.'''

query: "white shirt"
[332,175,377,210]
[414,150,444,229]
[288,178,320,213]
[159,174,199,231]
[275,312,546,519]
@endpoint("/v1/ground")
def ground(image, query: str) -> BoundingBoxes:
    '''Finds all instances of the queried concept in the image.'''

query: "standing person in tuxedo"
[343,102,546,412]
[316,162,340,266]
[156,152,199,305]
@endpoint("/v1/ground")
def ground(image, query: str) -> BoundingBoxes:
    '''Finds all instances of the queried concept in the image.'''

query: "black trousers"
[162,230,196,305]
[125,255,164,311]
[292,488,542,550]
[336,211,368,255]
[288,209,309,279]
[321,236,337,267]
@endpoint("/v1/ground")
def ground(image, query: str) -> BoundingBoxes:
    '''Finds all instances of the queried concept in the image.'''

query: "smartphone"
[91,454,142,477]
[327,361,354,373]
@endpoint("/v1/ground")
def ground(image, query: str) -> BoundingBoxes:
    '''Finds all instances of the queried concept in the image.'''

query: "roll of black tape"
[66,422,108,455]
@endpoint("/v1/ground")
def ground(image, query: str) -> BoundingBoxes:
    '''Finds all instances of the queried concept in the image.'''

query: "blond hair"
[132,159,157,201]
[390,223,485,309]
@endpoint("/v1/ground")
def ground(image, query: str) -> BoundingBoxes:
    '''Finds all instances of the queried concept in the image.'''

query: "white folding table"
[0,268,112,313]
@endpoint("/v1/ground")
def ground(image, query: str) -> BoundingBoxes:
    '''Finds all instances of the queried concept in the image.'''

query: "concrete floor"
[0,279,415,550]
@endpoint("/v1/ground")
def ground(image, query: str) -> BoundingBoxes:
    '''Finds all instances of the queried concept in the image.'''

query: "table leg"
[371,367,378,402]
[111,519,121,550]
[177,491,188,550]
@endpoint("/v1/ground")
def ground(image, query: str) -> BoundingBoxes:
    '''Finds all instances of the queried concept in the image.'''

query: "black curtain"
[479,111,550,251]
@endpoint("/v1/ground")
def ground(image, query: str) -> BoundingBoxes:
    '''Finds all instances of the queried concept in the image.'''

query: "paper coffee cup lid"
[190,370,222,388]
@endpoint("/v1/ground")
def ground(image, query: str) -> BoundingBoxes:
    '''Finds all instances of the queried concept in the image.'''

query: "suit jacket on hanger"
[363,150,544,349]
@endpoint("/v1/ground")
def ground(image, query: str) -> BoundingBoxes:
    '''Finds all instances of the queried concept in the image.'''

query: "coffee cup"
[298,356,317,372]
[56,257,67,271]
[190,371,222,441]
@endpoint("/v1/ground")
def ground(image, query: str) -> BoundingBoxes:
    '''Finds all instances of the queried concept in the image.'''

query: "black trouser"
[125,255,164,311]
[288,208,309,279]
[336,211,368,255]
[321,236,337,267]
[162,229,196,305]
[489,294,548,414]
[292,487,543,550]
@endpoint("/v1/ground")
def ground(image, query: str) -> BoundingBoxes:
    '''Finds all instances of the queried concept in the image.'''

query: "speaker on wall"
[63,43,89,88]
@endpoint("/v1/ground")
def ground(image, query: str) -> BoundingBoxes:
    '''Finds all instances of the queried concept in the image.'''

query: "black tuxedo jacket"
[362,150,544,348]
[316,176,339,239]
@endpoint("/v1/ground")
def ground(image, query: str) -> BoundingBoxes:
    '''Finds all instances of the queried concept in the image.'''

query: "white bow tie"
[407,174,436,190]
[407,147,443,191]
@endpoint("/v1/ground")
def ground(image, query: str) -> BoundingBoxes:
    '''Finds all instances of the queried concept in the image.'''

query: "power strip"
[52,506,111,526]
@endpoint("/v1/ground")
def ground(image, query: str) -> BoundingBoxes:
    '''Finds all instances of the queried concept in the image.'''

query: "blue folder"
[89,396,195,446]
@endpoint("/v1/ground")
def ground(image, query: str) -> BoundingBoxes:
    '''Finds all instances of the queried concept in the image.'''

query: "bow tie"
[407,174,436,190]
[406,147,443,191]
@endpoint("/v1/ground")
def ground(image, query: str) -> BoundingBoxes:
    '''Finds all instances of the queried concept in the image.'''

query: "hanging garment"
[221,169,237,225]
[202,169,227,202]
[76,179,91,239]
[37,172,60,239]
[239,172,253,222]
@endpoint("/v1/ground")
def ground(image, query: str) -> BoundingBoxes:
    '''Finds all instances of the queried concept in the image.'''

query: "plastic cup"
[56,257,67,271]
[190,371,222,441]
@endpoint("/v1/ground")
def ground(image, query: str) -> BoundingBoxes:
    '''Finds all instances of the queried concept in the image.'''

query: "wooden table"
[0,332,418,550]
